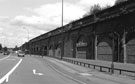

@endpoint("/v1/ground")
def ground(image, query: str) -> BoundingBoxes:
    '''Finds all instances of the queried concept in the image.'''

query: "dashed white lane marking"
[0,55,10,61]
[0,58,22,83]
[33,69,44,76]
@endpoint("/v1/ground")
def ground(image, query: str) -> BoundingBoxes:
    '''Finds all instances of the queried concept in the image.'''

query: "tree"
[115,0,128,5]
[0,44,2,50]
[90,4,102,14]
[83,4,102,17]
[3,46,8,52]
[83,4,112,18]
[13,45,19,51]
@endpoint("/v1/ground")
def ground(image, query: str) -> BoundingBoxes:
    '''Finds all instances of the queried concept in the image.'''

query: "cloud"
[10,2,87,33]
[0,27,3,31]
[11,0,116,27]
[33,2,86,24]
[0,0,116,47]
[11,2,86,27]
[0,17,47,47]
[13,15,43,25]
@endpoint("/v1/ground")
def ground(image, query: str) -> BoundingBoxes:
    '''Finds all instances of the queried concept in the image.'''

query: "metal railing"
[63,58,135,75]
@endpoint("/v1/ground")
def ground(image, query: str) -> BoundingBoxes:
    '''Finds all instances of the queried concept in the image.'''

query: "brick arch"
[126,38,135,63]
[97,36,113,61]
[97,33,113,48]
[48,44,54,57]
[76,35,88,59]
[54,43,61,58]
[42,45,47,56]
[126,32,135,44]
[64,39,73,57]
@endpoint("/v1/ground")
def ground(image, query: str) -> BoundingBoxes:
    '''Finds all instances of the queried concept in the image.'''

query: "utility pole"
[62,0,63,27]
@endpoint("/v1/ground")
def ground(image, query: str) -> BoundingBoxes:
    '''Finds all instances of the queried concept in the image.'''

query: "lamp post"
[62,0,63,27]
[61,0,64,60]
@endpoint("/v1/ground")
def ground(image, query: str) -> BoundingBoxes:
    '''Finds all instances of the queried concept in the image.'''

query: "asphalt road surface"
[0,54,135,84]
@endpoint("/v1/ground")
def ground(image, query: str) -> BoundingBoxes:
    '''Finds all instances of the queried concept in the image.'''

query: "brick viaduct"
[21,0,135,64]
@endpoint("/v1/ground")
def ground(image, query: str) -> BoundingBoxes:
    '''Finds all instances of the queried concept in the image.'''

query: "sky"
[0,0,116,48]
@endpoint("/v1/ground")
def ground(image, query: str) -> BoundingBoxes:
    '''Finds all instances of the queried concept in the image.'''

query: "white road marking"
[0,55,10,61]
[79,73,93,76]
[33,69,44,76]
[0,58,22,83]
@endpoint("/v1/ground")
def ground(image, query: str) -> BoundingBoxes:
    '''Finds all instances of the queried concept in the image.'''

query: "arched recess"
[64,39,73,57]
[48,45,54,56]
[41,46,47,56]
[126,39,135,63]
[97,37,113,61]
[54,44,61,58]
[76,35,88,59]
[125,31,135,63]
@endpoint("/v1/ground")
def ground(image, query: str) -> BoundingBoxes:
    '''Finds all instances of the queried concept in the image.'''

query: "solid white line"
[0,55,10,61]
[47,61,86,84]
[0,58,22,83]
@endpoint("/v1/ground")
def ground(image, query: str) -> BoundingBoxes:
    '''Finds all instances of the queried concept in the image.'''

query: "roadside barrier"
[62,57,135,77]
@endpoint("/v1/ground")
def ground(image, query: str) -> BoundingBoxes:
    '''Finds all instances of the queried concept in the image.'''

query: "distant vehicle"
[18,51,25,57]
[3,51,10,55]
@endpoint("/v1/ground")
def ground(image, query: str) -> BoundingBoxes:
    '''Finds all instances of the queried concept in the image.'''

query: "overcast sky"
[0,0,116,48]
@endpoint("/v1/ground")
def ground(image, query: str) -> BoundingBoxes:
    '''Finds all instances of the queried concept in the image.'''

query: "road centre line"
[0,58,22,83]
[0,55,10,61]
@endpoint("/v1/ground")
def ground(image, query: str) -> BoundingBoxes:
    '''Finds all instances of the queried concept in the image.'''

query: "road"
[0,54,135,84]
